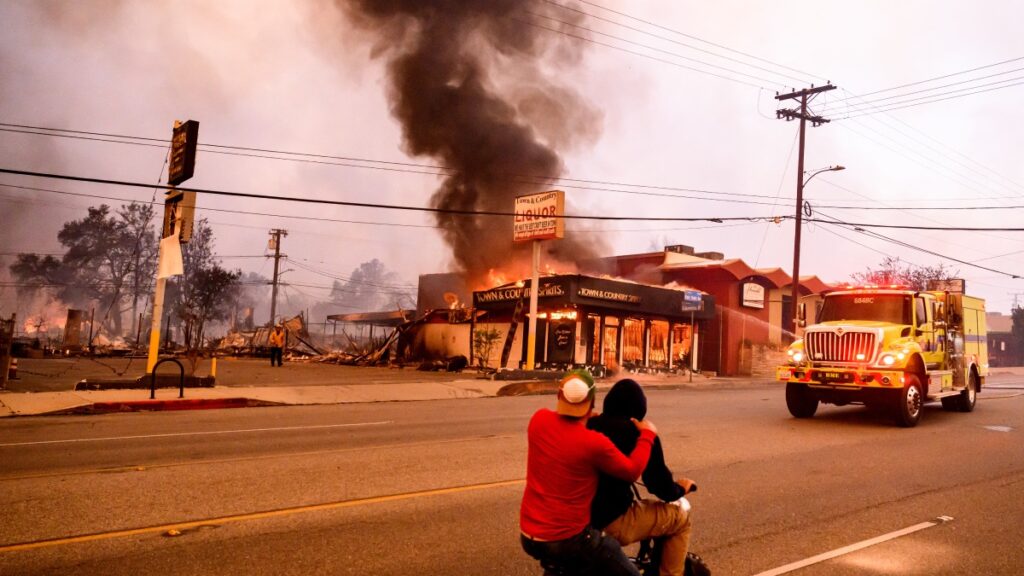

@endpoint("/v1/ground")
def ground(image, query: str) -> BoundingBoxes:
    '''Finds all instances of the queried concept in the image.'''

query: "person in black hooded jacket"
[588,378,695,576]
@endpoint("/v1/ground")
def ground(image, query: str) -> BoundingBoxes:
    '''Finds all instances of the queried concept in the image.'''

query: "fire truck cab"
[777,284,988,427]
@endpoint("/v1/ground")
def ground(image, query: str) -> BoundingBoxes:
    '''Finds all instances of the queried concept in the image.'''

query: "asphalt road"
[1,375,1022,575]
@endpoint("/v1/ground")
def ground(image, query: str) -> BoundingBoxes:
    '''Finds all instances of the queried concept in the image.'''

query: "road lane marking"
[751,516,953,576]
[0,478,525,553]
[0,421,393,447]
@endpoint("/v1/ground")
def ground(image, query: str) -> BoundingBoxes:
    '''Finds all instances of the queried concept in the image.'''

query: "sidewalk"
[0,364,773,417]
[0,379,510,417]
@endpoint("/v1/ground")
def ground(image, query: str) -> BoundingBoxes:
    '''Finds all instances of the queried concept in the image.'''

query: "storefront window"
[589,314,601,365]
[649,320,669,368]
[672,324,692,369]
[623,318,644,365]
[603,324,619,371]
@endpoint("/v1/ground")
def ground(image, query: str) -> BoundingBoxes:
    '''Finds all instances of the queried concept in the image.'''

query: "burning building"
[472,274,711,375]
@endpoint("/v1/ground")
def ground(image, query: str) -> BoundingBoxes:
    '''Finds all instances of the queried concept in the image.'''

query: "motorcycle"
[537,485,710,576]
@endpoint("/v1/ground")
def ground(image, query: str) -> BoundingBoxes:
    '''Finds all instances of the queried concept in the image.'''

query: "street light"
[791,165,845,336]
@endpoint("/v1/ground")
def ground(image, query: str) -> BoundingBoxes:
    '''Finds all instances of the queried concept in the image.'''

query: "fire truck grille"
[806,331,876,363]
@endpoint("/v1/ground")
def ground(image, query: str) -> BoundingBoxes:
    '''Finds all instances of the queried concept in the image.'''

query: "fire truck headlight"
[792,351,805,363]
[880,354,896,366]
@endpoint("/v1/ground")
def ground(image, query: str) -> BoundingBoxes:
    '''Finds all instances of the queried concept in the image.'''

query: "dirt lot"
[4,356,491,393]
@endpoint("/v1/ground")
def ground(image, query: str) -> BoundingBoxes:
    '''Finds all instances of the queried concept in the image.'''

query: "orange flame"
[487,268,508,287]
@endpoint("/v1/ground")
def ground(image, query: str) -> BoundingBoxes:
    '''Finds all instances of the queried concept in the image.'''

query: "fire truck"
[777,283,988,427]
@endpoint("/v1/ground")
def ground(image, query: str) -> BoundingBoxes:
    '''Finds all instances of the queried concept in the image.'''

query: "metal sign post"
[513,190,565,371]
[526,240,540,370]
[146,119,198,373]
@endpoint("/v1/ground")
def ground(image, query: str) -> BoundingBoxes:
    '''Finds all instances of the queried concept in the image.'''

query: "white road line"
[0,421,393,447]
[751,516,953,576]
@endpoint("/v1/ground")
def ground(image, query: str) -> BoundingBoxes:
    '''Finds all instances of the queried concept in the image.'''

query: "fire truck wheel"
[786,383,818,419]
[894,374,923,427]
[957,371,978,413]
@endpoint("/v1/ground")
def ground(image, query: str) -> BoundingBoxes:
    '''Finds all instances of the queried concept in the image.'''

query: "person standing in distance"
[520,370,659,575]
[268,324,286,367]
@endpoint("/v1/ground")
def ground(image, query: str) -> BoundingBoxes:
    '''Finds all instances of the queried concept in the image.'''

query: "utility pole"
[1010,293,1024,310]
[268,229,287,325]
[776,84,835,336]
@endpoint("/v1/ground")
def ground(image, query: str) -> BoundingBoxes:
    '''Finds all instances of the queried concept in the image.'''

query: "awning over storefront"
[473,274,714,320]
[326,310,411,327]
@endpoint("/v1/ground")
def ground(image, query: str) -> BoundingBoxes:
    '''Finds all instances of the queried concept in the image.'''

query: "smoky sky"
[337,0,609,285]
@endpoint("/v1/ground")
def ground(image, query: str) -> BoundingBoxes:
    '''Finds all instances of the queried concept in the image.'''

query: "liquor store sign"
[513,190,565,242]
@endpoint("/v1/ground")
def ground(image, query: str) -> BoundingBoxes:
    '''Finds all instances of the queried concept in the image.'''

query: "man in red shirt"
[520,370,658,575]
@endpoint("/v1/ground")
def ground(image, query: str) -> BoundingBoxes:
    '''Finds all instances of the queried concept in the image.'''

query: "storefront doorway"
[603,320,619,372]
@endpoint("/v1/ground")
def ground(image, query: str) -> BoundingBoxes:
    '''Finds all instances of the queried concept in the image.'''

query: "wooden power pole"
[268,229,288,325]
[776,84,836,336]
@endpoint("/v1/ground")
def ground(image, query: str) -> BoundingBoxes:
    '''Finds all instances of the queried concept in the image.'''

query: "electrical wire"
[834,79,1024,119]
[522,10,789,88]
[826,56,1024,103]
[512,16,765,90]
[812,210,1021,279]
[0,168,789,223]
[554,0,827,83]
[0,123,792,203]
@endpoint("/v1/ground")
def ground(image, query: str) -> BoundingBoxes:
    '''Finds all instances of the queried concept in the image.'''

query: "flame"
[487,268,508,287]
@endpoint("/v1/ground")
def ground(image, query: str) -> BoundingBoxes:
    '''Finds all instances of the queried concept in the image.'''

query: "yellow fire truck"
[777,284,988,427]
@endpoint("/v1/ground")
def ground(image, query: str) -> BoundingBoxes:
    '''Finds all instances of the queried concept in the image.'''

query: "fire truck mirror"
[797,302,807,323]
[933,301,945,328]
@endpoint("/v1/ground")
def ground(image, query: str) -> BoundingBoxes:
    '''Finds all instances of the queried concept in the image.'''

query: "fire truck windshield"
[817,294,912,324]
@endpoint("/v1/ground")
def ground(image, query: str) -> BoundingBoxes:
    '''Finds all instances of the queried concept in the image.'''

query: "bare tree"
[849,257,958,291]
[9,202,157,338]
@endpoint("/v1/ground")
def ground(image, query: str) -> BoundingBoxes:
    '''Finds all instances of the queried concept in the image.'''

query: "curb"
[55,397,283,415]
[496,381,560,397]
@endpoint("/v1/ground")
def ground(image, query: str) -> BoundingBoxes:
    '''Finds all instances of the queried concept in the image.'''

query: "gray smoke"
[337,0,607,286]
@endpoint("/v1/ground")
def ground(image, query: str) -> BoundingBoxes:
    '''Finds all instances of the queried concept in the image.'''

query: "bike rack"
[150,357,185,400]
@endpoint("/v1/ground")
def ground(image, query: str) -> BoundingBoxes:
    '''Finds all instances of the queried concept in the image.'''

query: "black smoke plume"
[338,0,607,286]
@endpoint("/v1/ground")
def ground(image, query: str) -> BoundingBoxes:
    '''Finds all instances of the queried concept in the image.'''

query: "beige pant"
[603,498,692,576]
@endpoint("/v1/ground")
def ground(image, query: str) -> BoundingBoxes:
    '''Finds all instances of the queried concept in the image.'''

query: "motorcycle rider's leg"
[602,499,691,576]
[521,527,640,576]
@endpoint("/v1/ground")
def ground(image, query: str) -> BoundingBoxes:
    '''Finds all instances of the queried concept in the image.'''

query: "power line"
[554,0,826,83]
[0,123,803,204]
[514,16,765,90]
[833,108,1024,201]
[1,181,773,237]
[533,1,810,85]
[823,70,1024,114]
[833,121,1024,206]
[834,79,1024,119]
[803,216,1024,232]
[0,182,440,229]
[10,168,1024,234]
[813,210,1021,279]
[0,167,787,223]
[827,56,1024,103]
[522,9,789,88]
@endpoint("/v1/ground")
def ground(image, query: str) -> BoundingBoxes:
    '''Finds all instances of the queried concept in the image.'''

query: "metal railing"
[150,357,185,399]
